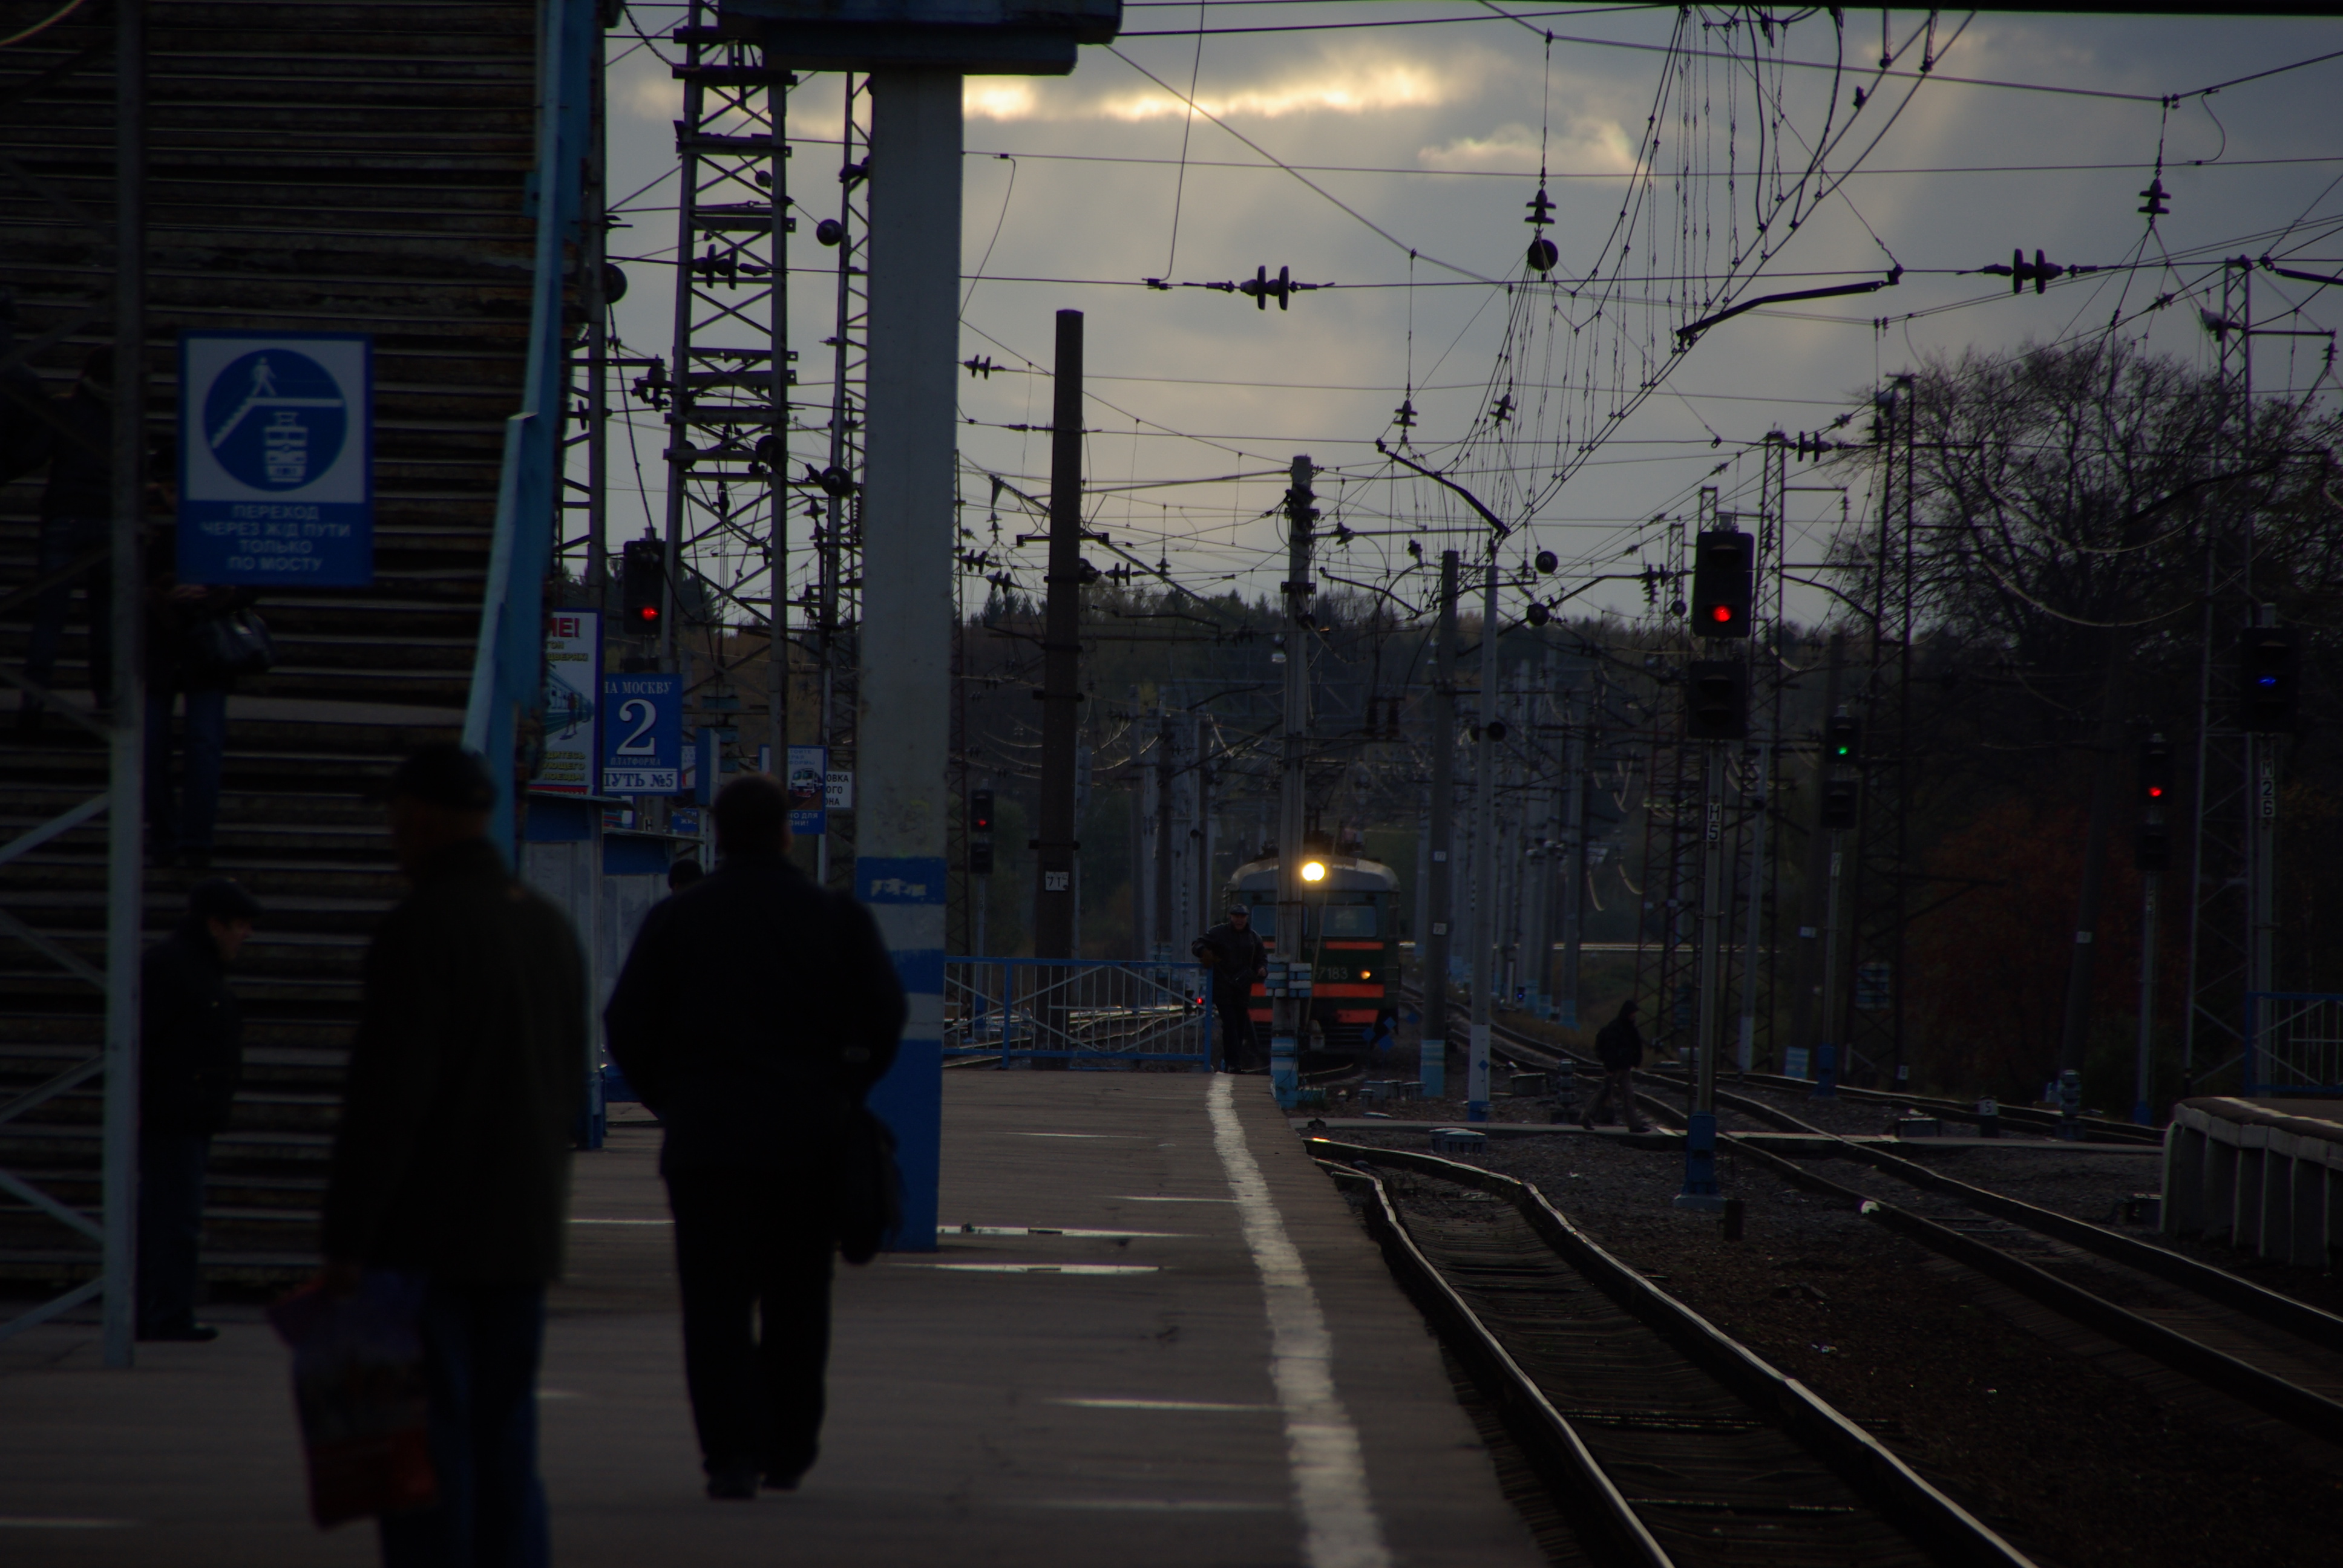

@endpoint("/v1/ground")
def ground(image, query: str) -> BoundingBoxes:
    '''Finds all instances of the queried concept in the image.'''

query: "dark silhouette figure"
[1583,997,1648,1133]
[606,773,905,1501]
[1193,905,1268,1072]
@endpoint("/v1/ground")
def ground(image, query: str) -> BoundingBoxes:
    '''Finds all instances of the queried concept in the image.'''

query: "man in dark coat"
[1192,904,1267,1072]
[605,773,905,1501]
[1582,997,1648,1133]
[18,348,114,734]
[137,877,262,1341]
[320,744,586,1568]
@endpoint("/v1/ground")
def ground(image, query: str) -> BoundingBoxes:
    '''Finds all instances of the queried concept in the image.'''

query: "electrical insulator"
[1526,237,1558,272]
[1533,549,1558,574]
[815,218,844,247]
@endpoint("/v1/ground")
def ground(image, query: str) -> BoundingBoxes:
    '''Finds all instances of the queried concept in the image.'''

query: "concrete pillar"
[2289,1151,2328,1269]
[2161,1121,2203,1235]
[2203,1133,2238,1243]
[2259,1133,2293,1261]
[854,70,961,1251]
[2233,1127,2267,1252]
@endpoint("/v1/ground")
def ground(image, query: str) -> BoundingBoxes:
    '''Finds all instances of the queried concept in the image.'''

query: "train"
[1222,843,1402,1060]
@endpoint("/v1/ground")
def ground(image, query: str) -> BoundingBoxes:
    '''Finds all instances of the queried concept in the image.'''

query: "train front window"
[1322,904,1377,939]
[1244,902,1275,942]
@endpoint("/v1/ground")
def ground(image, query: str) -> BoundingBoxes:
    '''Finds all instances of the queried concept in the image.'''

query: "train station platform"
[0,1072,1542,1567]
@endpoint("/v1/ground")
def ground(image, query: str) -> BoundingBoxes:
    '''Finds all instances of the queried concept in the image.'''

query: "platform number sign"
[601,673,682,795]
[177,332,372,586]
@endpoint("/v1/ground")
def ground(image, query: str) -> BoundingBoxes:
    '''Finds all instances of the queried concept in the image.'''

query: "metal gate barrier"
[945,958,1214,1068]
[2244,992,2343,1096]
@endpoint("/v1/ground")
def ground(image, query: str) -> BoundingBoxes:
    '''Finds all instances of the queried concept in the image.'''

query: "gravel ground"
[1332,1127,2343,1568]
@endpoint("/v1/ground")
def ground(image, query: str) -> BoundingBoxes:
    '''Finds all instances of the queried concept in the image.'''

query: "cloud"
[966,47,1466,123]
[621,68,682,124]
[1420,113,1635,174]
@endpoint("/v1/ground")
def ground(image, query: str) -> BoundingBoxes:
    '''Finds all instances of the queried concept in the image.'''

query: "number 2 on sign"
[615,697,658,755]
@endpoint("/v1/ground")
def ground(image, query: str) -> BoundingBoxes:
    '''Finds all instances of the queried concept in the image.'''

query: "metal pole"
[1557,684,1587,1029]
[1467,557,1499,1121]
[854,67,960,1249]
[765,74,790,771]
[1735,742,1769,1076]
[1031,309,1083,959]
[583,30,609,601]
[1421,552,1458,1094]
[1676,740,1727,1209]
[1272,456,1314,1108]
[102,0,148,1369]
[657,2,707,669]
[1816,827,1846,1099]
[2135,867,2160,1125]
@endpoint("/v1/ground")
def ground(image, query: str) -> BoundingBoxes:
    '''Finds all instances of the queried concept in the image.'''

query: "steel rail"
[1314,1157,1670,1568]
[1314,1142,2039,1568]
[1474,1016,2343,1440]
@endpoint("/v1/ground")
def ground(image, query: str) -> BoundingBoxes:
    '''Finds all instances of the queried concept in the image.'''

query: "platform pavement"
[0,1071,1543,1567]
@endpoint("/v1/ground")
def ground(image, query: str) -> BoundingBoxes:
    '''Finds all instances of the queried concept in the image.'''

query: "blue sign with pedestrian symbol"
[601,673,683,796]
[178,332,372,586]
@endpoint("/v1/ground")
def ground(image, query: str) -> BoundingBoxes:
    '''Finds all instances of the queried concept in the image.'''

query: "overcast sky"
[596,3,2343,630]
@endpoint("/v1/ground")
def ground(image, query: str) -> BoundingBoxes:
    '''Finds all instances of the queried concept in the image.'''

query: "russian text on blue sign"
[177,332,373,587]
[601,672,682,795]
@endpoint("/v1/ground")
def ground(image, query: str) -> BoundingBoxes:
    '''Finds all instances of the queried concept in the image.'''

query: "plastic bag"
[267,1271,437,1529]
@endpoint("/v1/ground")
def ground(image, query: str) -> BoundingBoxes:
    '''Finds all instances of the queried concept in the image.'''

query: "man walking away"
[605,774,905,1501]
[137,877,261,1341]
[321,745,586,1567]
[1191,904,1267,1073]
[1582,998,1648,1134]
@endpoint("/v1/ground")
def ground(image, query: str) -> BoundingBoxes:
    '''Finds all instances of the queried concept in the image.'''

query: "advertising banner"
[537,609,600,795]
[786,744,827,837]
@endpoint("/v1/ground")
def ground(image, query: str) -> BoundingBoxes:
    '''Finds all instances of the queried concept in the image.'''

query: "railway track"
[1311,1138,2039,1568]
[1475,1017,2343,1444]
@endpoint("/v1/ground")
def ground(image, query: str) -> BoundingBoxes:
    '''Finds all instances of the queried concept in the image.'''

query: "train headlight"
[1359,970,1372,980]
[1300,860,1327,883]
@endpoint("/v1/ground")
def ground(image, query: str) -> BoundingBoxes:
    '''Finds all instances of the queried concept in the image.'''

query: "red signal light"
[2147,786,2162,798]
[637,606,660,623]
[1710,605,1732,624]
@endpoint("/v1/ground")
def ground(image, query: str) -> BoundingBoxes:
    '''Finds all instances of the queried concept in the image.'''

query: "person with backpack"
[1582,997,1648,1133]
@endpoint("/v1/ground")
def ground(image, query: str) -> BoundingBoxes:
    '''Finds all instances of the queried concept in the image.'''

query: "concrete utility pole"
[1421,550,1460,1096]
[1816,704,1852,1099]
[854,68,961,1246]
[1675,739,1728,1210]
[1153,707,1174,959]
[1031,309,1083,959]
[1466,556,1499,1121]
[2135,852,2162,1127]
[1789,635,1844,1057]
[1556,684,1587,1027]
[1271,456,1315,1109]
[1735,743,1770,1075]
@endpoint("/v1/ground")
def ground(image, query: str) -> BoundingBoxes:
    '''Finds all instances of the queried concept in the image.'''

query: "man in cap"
[136,876,261,1341]
[1191,904,1268,1072]
[320,743,586,1566]
[605,773,905,1500]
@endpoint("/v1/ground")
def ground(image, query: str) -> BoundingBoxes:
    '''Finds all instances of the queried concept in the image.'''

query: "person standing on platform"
[145,526,259,869]
[137,877,261,1341]
[18,348,114,734]
[605,773,905,1501]
[320,744,586,1568]
[1192,904,1267,1073]
[1582,997,1649,1133]
[666,856,704,893]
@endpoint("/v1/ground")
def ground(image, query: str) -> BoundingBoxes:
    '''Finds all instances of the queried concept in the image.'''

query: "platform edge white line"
[1209,1075,1393,1568]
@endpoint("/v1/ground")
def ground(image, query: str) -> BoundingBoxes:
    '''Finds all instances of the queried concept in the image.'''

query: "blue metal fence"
[2243,992,2343,1096]
[945,958,1216,1068]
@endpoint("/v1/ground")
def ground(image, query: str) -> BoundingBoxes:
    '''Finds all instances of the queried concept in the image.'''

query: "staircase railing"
[463,0,599,855]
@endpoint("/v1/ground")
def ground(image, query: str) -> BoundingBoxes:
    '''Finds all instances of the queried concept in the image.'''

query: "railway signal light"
[1684,659,1748,740]
[1824,714,1861,764]
[621,537,664,629]
[1821,776,1861,830]
[969,787,995,875]
[1690,529,1753,638]
[2137,733,2172,805]
[2134,822,2171,874]
[2236,626,2299,732]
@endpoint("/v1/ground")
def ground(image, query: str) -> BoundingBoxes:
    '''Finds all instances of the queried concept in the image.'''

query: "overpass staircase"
[0,1,544,1295]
